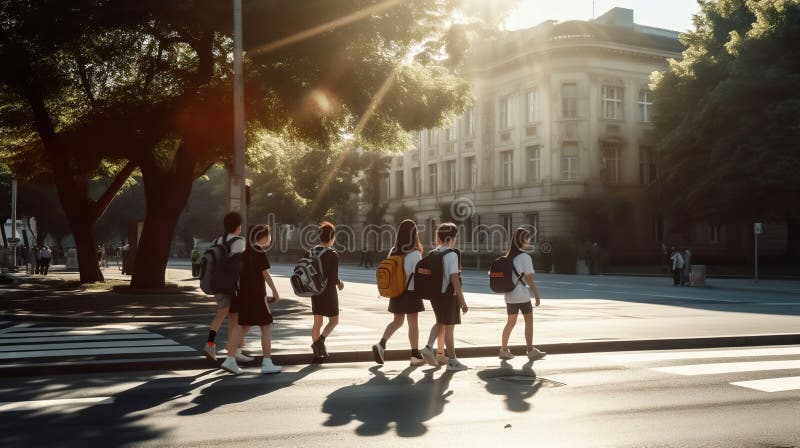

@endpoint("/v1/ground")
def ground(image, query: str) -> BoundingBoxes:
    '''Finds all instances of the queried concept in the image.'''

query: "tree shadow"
[477,360,541,413]
[321,365,455,438]
[178,363,321,416]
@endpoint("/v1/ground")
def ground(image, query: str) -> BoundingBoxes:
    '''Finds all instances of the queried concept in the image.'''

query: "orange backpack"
[376,255,410,298]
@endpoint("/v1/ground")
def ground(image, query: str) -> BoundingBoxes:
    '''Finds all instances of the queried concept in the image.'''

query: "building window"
[379,173,390,202]
[653,214,664,242]
[601,144,620,184]
[526,212,539,242]
[708,224,725,243]
[395,170,404,198]
[526,145,540,184]
[561,143,578,181]
[444,160,456,193]
[428,164,437,195]
[465,108,475,137]
[500,214,513,245]
[464,156,476,189]
[638,89,653,123]
[445,121,457,141]
[562,83,577,118]
[499,95,513,129]
[639,146,658,185]
[412,167,420,196]
[525,90,538,123]
[601,85,623,120]
[501,150,513,187]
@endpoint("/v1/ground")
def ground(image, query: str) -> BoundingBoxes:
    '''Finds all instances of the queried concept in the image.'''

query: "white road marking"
[731,376,800,393]
[0,330,151,338]
[0,333,163,344]
[0,397,114,412]
[0,345,196,359]
[652,360,800,376]
[0,323,34,334]
[606,347,800,363]
[0,339,182,352]
[1,323,143,332]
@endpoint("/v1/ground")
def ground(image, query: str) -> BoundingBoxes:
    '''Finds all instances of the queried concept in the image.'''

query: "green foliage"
[651,0,800,222]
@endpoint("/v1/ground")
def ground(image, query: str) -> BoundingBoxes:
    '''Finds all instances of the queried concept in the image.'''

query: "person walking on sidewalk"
[682,248,693,286]
[372,219,426,366]
[310,221,344,363]
[670,247,685,286]
[201,212,253,365]
[419,223,469,372]
[498,227,546,361]
[38,245,52,275]
[221,224,282,375]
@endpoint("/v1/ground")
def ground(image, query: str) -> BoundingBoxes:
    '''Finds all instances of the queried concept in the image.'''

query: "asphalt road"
[2,345,799,447]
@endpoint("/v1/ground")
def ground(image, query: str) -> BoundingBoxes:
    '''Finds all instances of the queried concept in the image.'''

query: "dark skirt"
[388,291,425,314]
[311,289,340,317]
[237,293,274,326]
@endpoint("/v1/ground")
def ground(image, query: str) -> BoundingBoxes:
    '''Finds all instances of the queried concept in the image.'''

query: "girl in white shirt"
[499,227,546,361]
[372,220,426,366]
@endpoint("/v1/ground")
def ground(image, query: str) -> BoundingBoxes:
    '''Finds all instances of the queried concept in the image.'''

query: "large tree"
[1,0,509,287]
[651,0,800,260]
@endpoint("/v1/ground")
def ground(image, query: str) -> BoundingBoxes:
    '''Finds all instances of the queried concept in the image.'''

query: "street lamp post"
[229,0,247,227]
[10,176,17,271]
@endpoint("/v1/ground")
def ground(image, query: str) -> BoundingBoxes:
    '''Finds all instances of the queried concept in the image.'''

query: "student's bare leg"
[501,313,518,349]
[427,323,442,347]
[436,326,446,354]
[523,312,534,351]
[406,313,419,350]
[227,312,240,352]
[260,325,272,358]
[444,324,456,359]
[210,306,229,333]
[322,315,339,337]
[382,313,404,341]
[312,315,323,342]
[227,325,251,357]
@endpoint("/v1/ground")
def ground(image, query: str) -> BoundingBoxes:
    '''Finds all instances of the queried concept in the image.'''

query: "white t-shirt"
[214,233,245,255]
[433,245,460,294]
[401,250,422,292]
[39,247,52,259]
[505,253,535,304]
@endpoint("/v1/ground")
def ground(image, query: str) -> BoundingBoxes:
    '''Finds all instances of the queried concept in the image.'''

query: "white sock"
[226,356,236,362]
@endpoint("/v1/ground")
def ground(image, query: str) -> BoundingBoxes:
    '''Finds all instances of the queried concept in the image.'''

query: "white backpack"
[290,246,331,297]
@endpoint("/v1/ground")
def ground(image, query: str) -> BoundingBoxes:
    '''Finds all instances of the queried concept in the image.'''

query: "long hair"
[506,227,531,258]
[391,219,423,256]
[247,224,271,252]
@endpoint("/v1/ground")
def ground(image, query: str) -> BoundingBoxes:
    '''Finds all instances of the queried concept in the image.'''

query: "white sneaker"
[446,359,469,372]
[410,356,426,366]
[372,344,385,365]
[420,346,438,367]
[221,357,242,375]
[235,349,254,363]
[201,343,217,362]
[436,353,448,366]
[261,358,282,374]
[527,348,546,360]
[499,348,515,360]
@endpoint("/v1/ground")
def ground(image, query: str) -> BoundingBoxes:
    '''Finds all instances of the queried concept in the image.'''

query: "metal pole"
[754,232,759,284]
[229,0,246,228]
[10,176,17,270]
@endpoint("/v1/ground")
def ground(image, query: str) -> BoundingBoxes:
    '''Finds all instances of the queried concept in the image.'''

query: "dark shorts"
[506,301,533,315]
[312,292,340,317]
[431,294,461,325]
[237,296,274,326]
[388,291,425,314]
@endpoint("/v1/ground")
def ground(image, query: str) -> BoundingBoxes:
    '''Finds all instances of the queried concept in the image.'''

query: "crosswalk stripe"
[0,397,114,412]
[0,339,181,352]
[0,330,151,338]
[0,333,164,344]
[0,323,33,334]
[652,360,800,376]
[731,376,800,392]
[0,324,142,333]
[606,347,800,363]
[0,345,197,359]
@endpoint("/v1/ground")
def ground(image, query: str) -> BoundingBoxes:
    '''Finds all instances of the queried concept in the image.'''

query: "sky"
[504,0,702,33]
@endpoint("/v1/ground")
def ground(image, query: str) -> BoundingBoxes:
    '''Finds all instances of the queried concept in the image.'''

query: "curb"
[2,333,799,377]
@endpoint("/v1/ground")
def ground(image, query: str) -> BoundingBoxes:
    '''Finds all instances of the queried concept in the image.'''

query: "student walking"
[498,227,546,361]
[201,212,252,364]
[311,221,344,362]
[417,223,469,372]
[372,219,426,366]
[670,247,685,286]
[38,245,52,275]
[221,225,282,375]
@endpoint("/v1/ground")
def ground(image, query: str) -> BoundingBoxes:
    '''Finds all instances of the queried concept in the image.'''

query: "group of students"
[199,212,545,376]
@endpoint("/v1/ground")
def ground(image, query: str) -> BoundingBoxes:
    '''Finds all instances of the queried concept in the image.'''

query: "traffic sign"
[754,223,763,235]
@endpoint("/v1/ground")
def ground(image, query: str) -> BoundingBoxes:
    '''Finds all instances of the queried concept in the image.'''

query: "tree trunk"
[70,213,104,283]
[130,164,195,289]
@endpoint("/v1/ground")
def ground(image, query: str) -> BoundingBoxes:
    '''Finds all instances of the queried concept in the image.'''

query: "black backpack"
[414,249,458,301]
[488,255,524,293]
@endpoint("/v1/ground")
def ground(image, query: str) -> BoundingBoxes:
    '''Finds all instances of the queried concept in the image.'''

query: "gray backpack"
[199,235,243,295]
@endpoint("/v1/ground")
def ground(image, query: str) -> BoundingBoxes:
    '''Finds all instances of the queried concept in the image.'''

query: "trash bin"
[690,265,706,287]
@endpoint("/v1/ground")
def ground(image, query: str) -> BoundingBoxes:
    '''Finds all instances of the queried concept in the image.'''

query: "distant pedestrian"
[38,246,52,275]
[670,247,684,286]
[310,221,344,363]
[201,212,252,364]
[499,227,546,361]
[32,244,40,274]
[372,219,426,366]
[418,222,470,372]
[221,224,282,375]
[191,248,201,277]
[682,249,692,286]
[589,242,601,275]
